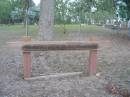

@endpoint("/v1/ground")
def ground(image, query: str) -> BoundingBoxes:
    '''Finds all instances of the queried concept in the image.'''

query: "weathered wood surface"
[25,72,82,80]
[22,41,98,51]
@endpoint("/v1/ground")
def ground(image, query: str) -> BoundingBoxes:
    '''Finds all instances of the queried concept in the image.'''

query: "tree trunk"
[39,0,54,40]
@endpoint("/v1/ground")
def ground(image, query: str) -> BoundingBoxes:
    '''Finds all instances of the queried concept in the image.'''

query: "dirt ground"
[0,26,130,97]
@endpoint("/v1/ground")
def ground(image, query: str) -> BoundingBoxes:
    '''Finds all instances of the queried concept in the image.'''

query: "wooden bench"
[22,41,98,80]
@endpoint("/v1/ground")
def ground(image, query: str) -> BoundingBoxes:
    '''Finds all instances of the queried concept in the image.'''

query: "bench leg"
[89,50,97,75]
[23,52,31,79]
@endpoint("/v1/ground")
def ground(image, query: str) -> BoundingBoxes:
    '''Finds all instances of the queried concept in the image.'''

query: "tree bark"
[39,0,54,40]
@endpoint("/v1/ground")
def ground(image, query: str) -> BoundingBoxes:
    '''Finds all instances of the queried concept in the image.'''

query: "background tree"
[39,0,54,40]
[11,0,38,25]
[122,0,130,19]
[16,0,34,26]
[0,0,13,24]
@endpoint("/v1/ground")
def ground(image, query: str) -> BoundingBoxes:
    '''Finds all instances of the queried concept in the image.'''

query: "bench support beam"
[22,41,98,79]
[23,52,31,79]
[89,50,97,75]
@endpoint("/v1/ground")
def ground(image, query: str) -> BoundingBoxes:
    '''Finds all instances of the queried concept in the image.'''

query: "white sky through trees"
[33,0,75,5]
[33,0,40,5]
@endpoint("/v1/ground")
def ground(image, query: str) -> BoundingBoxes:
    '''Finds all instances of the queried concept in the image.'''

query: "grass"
[0,24,125,47]
[0,24,107,33]
[55,24,108,33]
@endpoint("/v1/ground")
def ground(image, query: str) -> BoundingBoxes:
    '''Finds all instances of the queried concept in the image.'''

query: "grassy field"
[0,24,108,34]
[0,24,127,46]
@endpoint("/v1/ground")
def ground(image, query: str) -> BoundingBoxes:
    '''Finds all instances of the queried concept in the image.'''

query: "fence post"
[23,51,31,79]
[88,49,97,75]
[88,37,98,75]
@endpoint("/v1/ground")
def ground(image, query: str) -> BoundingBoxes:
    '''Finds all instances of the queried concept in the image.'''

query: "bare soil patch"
[0,27,130,97]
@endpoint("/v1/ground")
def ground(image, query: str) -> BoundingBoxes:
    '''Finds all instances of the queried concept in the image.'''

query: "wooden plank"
[22,41,98,51]
[23,52,31,79]
[89,50,97,75]
[25,72,82,80]
[7,41,24,48]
